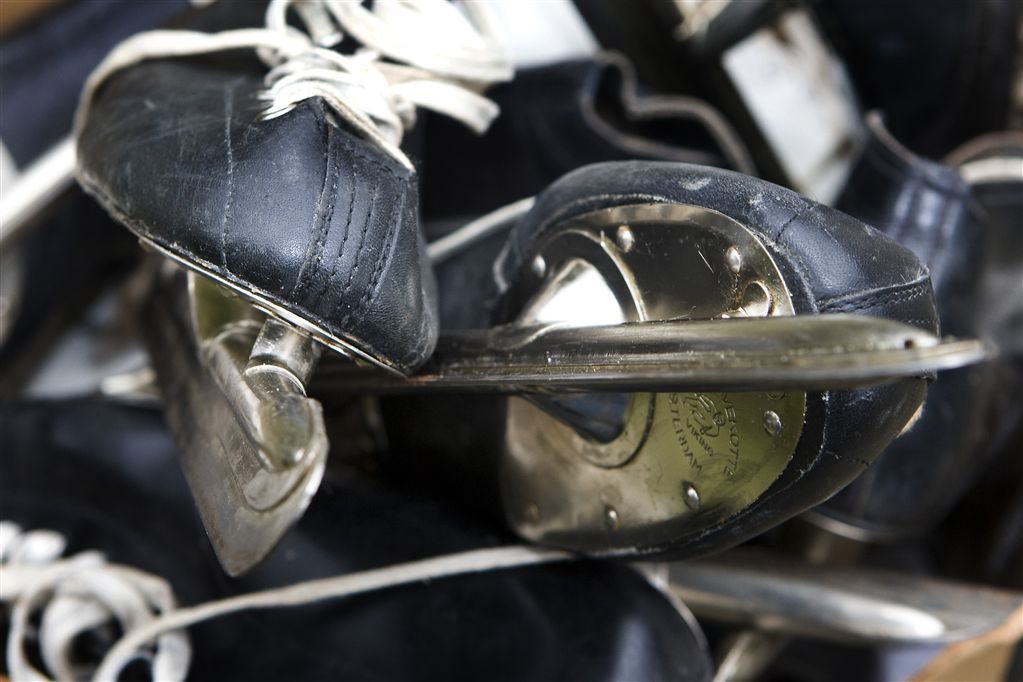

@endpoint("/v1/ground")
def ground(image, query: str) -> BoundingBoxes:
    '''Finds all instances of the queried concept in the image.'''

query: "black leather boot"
[74,0,512,374]
[381,161,940,558]
[805,118,1023,541]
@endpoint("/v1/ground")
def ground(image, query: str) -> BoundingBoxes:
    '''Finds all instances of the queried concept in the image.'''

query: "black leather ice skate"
[807,116,1023,540]
[137,157,985,572]
[75,0,511,374]
[370,162,985,558]
[73,0,511,573]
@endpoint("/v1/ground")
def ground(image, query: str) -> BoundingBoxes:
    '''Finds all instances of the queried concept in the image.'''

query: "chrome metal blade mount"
[665,549,1023,645]
[313,314,988,395]
[141,264,327,576]
[319,201,986,396]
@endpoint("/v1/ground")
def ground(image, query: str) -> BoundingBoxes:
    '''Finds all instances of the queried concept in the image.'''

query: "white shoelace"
[75,0,513,171]
[2,520,568,681]
[1,521,190,682]
[426,195,535,264]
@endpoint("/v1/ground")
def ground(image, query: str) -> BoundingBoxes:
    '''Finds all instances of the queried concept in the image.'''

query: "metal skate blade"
[140,264,326,576]
[663,548,1023,644]
[313,315,990,395]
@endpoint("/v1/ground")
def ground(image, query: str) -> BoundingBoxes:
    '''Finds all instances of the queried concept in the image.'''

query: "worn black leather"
[500,162,938,329]
[966,138,1023,358]
[815,121,1017,538]
[76,54,438,374]
[390,162,937,557]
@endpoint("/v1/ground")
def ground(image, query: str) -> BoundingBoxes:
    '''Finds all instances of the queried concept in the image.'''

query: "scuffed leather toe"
[813,117,1006,538]
[76,56,437,374]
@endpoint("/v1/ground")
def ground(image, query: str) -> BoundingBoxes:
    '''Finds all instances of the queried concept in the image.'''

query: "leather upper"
[816,119,1008,538]
[501,161,938,329]
[76,56,438,373]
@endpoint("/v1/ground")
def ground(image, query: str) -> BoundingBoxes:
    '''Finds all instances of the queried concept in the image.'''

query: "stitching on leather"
[351,178,404,328]
[311,142,345,306]
[333,127,405,181]
[313,135,356,309]
[80,119,413,372]
[829,448,872,470]
[330,130,413,318]
[338,144,379,310]
[772,199,813,244]
[820,277,931,314]
[821,282,930,313]
[290,108,334,300]
[818,272,930,306]
[767,202,818,301]
[77,175,410,370]
[295,112,410,304]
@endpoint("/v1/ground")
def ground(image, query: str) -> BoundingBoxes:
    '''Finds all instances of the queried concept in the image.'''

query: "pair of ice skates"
[73,0,985,574]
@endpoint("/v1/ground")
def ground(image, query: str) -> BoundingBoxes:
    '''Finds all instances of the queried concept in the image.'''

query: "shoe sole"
[139,234,405,376]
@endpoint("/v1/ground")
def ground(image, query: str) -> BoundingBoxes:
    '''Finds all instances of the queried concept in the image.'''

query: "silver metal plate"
[502,202,807,551]
[140,266,327,575]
